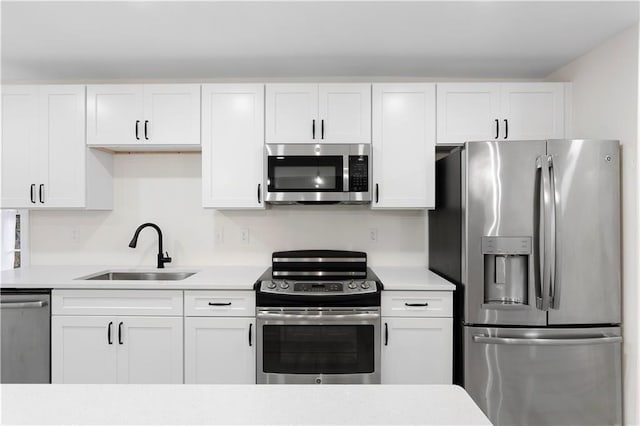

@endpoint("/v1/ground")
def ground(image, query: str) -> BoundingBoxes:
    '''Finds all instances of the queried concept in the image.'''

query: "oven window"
[268,156,343,192]
[262,325,374,374]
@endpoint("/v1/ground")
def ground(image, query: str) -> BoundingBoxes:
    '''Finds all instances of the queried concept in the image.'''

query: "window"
[1,209,28,270]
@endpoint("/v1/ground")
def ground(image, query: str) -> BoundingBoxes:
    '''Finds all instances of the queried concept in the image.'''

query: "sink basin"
[78,271,197,281]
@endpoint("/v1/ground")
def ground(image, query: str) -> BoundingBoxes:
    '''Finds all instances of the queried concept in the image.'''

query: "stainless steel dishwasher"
[1,289,51,383]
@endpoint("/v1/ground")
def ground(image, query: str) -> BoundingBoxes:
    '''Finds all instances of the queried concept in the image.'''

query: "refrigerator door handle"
[473,335,622,346]
[540,155,553,311]
[548,156,558,309]
[534,157,544,309]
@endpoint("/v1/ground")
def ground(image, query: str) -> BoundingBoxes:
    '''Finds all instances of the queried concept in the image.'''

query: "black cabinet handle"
[144,120,149,140]
[39,184,44,203]
[405,302,429,307]
[321,119,325,140]
[504,119,509,139]
[384,322,389,346]
[135,120,140,140]
[257,184,261,204]
[208,302,232,306]
[495,119,499,139]
[312,119,316,139]
[107,321,113,345]
[375,184,379,203]
[118,322,123,344]
[249,323,253,347]
[30,184,36,204]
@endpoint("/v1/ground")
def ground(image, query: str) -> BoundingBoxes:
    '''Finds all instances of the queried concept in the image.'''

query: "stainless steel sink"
[77,271,197,281]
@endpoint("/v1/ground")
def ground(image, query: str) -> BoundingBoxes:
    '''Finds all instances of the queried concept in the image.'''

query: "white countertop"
[1,265,456,291]
[1,384,491,425]
[374,267,456,291]
[0,265,268,290]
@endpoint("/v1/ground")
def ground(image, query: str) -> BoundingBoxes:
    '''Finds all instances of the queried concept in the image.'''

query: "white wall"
[547,24,639,425]
[29,153,428,268]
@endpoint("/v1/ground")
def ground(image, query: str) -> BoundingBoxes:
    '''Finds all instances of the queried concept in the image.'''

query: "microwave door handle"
[343,155,350,194]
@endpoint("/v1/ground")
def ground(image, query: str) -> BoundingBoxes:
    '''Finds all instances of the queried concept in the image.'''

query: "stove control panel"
[259,280,378,295]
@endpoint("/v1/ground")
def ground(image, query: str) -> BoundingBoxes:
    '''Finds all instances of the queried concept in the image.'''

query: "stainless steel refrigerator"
[429,140,622,426]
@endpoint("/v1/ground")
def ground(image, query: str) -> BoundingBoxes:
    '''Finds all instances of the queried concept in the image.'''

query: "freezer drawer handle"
[473,335,622,346]
[208,302,232,306]
[404,302,429,307]
[0,300,48,309]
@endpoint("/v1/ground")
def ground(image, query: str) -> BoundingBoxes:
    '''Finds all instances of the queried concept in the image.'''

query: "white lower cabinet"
[184,317,255,384]
[381,291,453,384]
[184,291,256,384]
[51,290,183,384]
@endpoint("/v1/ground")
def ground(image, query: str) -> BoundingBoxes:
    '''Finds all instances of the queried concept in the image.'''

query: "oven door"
[256,307,380,384]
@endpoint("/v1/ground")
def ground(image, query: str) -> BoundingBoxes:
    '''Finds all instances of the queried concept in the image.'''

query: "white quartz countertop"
[374,267,456,291]
[1,265,456,291]
[1,384,491,425]
[0,265,268,290]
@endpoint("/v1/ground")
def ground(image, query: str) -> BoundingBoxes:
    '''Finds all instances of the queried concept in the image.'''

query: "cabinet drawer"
[52,290,183,316]
[185,291,255,317]
[382,291,452,317]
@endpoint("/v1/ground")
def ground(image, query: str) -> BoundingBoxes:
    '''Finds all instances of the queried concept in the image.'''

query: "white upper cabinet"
[436,82,566,144]
[436,83,501,143]
[1,85,112,210]
[266,83,371,143]
[201,84,265,209]
[500,83,565,140]
[318,84,371,143]
[372,83,436,209]
[87,84,200,149]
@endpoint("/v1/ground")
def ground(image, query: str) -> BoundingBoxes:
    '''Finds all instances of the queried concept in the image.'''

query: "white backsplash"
[30,153,428,267]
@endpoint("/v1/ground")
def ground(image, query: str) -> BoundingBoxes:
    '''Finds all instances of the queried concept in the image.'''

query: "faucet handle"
[164,252,172,262]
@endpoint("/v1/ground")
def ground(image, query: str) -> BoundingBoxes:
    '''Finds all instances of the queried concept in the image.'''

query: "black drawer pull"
[384,322,389,346]
[208,302,232,306]
[39,184,45,203]
[249,323,253,347]
[118,322,123,344]
[30,184,36,203]
[107,321,113,345]
[405,302,429,307]
[135,120,140,140]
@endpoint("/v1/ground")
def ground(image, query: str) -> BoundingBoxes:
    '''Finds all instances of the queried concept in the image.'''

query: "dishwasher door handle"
[0,300,48,309]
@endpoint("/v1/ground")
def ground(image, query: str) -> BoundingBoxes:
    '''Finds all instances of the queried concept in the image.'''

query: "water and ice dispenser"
[482,237,532,305]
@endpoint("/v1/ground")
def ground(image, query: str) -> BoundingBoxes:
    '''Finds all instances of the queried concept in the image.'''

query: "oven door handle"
[256,311,380,321]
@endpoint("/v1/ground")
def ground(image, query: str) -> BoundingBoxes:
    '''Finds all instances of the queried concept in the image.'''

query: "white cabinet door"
[372,83,435,209]
[501,83,565,140]
[381,317,452,384]
[265,84,318,143]
[184,317,256,384]
[436,83,501,144]
[202,84,265,209]
[318,84,371,143]
[143,84,200,146]
[86,85,144,146]
[116,316,183,384]
[1,86,38,207]
[38,85,86,208]
[51,316,117,384]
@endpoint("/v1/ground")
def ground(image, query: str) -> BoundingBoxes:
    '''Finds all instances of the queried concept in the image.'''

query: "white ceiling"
[2,1,639,81]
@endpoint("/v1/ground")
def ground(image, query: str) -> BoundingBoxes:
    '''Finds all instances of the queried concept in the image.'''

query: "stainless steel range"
[255,250,381,384]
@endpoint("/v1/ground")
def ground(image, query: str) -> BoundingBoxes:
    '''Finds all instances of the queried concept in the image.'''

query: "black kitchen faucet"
[128,222,172,268]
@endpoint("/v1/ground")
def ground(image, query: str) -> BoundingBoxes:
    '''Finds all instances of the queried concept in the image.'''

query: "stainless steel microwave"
[264,144,371,204]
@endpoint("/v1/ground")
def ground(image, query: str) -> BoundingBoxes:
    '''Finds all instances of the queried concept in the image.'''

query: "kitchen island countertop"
[1,384,490,425]
[1,265,455,291]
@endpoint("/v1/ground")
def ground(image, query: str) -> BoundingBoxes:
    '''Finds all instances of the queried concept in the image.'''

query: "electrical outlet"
[215,228,224,244]
[240,228,250,244]
[71,227,79,241]
[369,228,378,242]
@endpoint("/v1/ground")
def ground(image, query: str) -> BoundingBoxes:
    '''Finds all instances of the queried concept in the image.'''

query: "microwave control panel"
[349,155,369,192]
